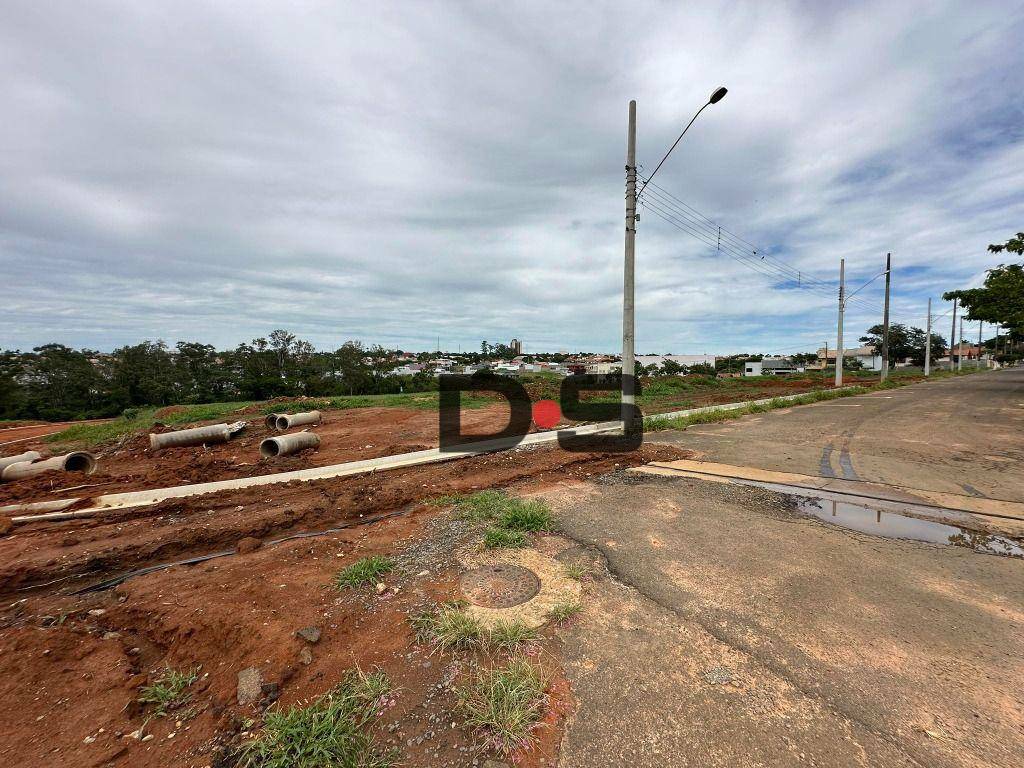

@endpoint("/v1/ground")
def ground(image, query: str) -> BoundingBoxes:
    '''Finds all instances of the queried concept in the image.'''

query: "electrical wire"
[635,172,953,345]
[636,176,884,314]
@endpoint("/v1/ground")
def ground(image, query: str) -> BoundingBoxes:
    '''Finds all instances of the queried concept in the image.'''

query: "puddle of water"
[795,498,1024,558]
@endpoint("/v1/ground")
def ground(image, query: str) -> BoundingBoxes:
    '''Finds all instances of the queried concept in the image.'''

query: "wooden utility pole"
[622,100,637,431]
[881,252,891,380]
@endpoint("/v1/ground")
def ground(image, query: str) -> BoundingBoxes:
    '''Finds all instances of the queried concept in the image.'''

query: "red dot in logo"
[532,399,562,429]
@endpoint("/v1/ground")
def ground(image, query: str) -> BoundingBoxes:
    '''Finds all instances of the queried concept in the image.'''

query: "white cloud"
[0,0,1021,353]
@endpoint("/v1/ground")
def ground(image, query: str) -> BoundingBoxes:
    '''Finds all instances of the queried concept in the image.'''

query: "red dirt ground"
[0,404,518,505]
[0,442,690,768]
[0,374,905,508]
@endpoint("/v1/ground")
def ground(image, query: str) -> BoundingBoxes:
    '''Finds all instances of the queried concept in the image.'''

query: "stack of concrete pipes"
[0,450,97,482]
[260,410,321,459]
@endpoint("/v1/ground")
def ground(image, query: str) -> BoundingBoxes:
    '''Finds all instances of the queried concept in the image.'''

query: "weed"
[411,604,484,651]
[497,500,553,532]
[46,400,253,449]
[443,490,515,521]
[458,658,547,756]
[239,668,393,768]
[488,620,539,652]
[644,384,875,432]
[563,563,588,581]
[549,600,583,624]
[483,528,528,549]
[138,666,201,718]
[335,556,394,589]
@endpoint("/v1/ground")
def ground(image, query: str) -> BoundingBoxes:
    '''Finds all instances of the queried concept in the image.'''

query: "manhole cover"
[459,564,541,608]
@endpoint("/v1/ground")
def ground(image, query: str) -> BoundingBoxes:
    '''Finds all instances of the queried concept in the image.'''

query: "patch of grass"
[259,392,499,415]
[442,490,516,521]
[138,666,201,718]
[239,668,392,768]
[45,400,253,448]
[497,500,553,532]
[563,563,588,581]
[335,556,394,589]
[458,658,547,756]
[549,600,583,624]
[488,620,539,652]
[411,604,484,650]
[483,527,528,549]
[644,385,872,432]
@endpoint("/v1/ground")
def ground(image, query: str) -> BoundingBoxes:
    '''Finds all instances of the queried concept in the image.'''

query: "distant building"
[636,354,717,370]
[510,338,522,355]
[816,346,882,371]
[744,357,806,377]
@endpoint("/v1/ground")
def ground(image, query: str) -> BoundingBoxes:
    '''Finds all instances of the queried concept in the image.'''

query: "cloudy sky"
[2,1,1022,355]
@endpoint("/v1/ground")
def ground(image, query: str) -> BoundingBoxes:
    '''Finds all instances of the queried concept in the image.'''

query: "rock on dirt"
[235,537,262,554]
[295,626,321,644]
[299,647,313,665]
[236,667,263,706]
[0,517,13,536]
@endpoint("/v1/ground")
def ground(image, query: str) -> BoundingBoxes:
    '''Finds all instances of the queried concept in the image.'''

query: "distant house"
[744,357,805,377]
[948,343,981,360]
[816,346,882,371]
[390,363,425,376]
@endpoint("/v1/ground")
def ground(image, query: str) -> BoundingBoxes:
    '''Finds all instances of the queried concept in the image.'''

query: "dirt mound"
[152,405,188,419]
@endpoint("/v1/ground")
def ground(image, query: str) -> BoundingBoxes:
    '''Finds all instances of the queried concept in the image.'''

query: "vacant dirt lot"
[0,442,689,768]
[0,403,518,505]
[0,373,916,509]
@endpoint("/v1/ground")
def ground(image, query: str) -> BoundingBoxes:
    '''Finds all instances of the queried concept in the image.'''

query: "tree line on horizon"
[2,227,1020,424]
[0,331,433,421]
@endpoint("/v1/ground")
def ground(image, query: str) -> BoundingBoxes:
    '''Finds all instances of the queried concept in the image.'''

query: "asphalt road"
[649,368,1024,500]
[545,369,1024,768]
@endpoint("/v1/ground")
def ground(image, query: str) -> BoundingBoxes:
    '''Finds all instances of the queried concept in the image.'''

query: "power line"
[637,183,882,313]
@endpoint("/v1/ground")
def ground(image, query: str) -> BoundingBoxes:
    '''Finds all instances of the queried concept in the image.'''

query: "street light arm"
[636,100,712,199]
[844,268,890,304]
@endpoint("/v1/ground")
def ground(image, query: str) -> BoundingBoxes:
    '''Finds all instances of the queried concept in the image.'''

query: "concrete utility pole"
[924,298,932,376]
[958,316,964,372]
[881,253,891,380]
[824,341,828,380]
[835,258,846,387]
[978,321,984,368]
[621,100,637,430]
[950,297,958,372]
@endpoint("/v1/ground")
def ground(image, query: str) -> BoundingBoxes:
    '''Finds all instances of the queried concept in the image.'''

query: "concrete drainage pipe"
[0,451,42,473]
[150,422,245,450]
[260,431,320,459]
[264,413,281,429]
[1,452,97,482]
[275,411,321,430]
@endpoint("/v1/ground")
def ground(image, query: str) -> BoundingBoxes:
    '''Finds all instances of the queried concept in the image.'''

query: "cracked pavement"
[542,370,1024,767]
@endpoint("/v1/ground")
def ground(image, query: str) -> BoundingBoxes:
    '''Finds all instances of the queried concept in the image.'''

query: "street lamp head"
[709,86,728,104]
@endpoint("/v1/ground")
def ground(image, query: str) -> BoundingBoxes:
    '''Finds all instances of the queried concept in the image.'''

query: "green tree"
[944,232,1024,345]
[659,359,685,376]
[860,323,945,367]
[108,341,179,408]
[175,342,233,402]
[334,341,370,395]
[0,350,27,419]
[20,344,106,420]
